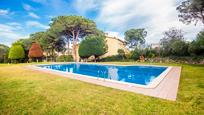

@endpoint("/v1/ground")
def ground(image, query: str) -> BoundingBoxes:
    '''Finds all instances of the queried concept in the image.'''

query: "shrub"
[28,42,44,62]
[147,52,156,58]
[131,48,141,60]
[78,40,92,59]
[188,41,202,55]
[171,40,189,56]
[79,35,107,61]
[16,38,33,62]
[188,31,204,56]
[125,52,132,59]
[100,55,122,62]
[8,43,25,63]
[117,49,125,59]
[56,55,73,62]
[28,42,43,58]
[143,48,158,58]
[100,55,134,62]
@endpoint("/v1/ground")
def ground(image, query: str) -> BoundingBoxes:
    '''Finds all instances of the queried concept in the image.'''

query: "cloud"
[6,22,21,26]
[94,0,203,43]
[31,0,74,16]
[28,12,40,19]
[26,21,49,29]
[6,22,23,30]
[74,0,99,14]
[31,0,48,4]
[0,9,14,17]
[0,9,9,16]
[105,31,124,40]
[0,23,27,46]
[22,3,35,11]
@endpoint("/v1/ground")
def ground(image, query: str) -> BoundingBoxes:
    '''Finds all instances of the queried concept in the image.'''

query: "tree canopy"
[8,43,25,60]
[124,28,147,48]
[196,30,204,49]
[160,28,184,46]
[50,15,101,61]
[188,30,204,55]
[28,42,44,58]
[78,35,107,61]
[177,0,204,25]
[45,29,66,54]
[0,44,9,63]
[171,40,189,56]
[29,30,66,58]
[16,38,33,51]
[160,28,186,56]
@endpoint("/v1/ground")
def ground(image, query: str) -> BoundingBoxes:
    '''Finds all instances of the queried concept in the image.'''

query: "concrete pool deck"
[27,64,181,101]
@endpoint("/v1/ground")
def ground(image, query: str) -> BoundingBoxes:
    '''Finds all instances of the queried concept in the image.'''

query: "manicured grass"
[0,62,204,114]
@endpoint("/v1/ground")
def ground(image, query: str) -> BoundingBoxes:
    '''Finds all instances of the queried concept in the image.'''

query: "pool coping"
[26,62,181,101]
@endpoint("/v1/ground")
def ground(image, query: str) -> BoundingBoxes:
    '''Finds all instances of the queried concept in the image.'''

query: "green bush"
[171,40,189,56]
[117,49,125,59]
[100,55,133,62]
[56,55,73,62]
[147,52,156,58]
[131,48,141,60]
[143,48,158,58]
[79,35,107,61]
[100,55,121,62]
[188,31,204,56]
[146,56,204,64]
[8,43,25,63]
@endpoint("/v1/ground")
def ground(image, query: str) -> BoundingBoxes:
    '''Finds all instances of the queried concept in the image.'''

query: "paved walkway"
[27,65,181,101]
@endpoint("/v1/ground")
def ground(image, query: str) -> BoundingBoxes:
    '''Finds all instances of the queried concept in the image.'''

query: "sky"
[0,0,203,46]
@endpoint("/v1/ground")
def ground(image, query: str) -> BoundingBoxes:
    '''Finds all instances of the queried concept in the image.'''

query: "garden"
[0,62,204,114]
[0,0,204,114]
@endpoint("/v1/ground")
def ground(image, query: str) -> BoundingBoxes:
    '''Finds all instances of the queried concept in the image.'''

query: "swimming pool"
[38,63,171,87]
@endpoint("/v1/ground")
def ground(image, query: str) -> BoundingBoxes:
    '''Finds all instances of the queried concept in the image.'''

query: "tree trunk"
[72,31,76,62]
[52,49,54,62]
[67,37,70,55]
[200,10,204,24]
[94,55,97,62]
[45,52,47,62]
[75,30,79,62]
[202,14,204,24]
[72,30,80,62]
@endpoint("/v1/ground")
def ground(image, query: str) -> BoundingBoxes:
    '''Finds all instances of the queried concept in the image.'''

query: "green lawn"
[0,62,204,114]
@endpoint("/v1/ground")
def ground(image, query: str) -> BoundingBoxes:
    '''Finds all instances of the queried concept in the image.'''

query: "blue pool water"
[39,63,167,85]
